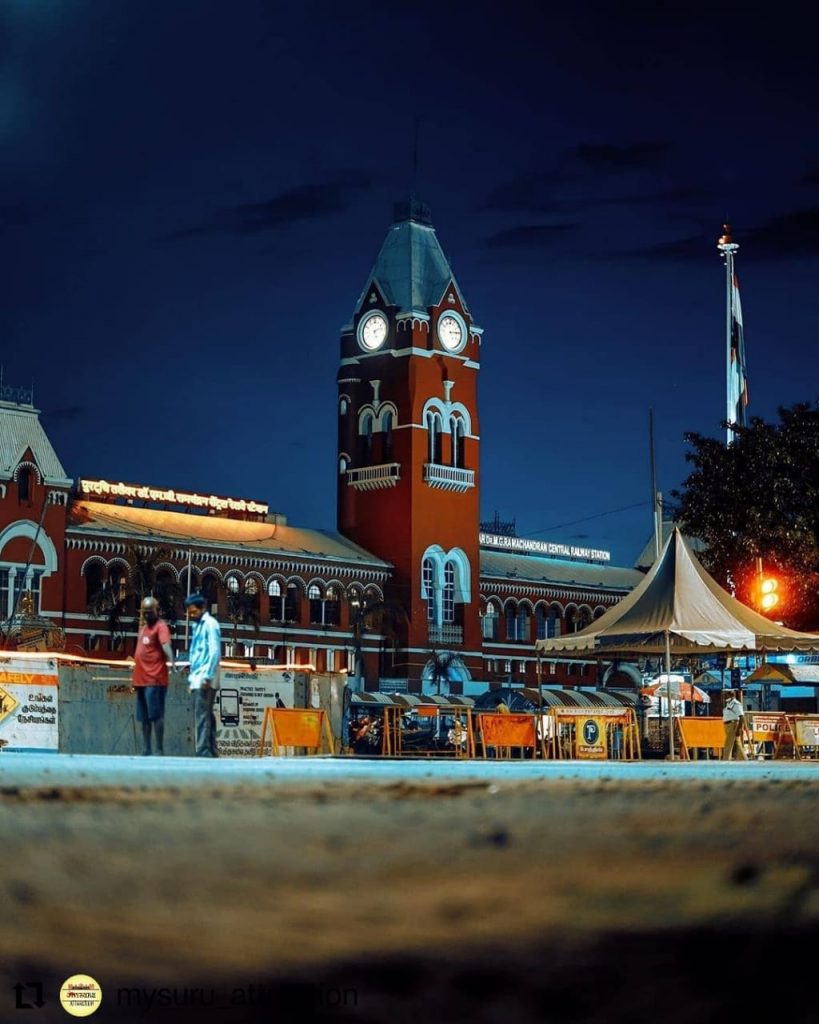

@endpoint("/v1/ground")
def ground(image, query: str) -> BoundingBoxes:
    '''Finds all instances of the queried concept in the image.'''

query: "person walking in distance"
[185,592,222,757]
[722,689,748,761]
[132,596,174,756]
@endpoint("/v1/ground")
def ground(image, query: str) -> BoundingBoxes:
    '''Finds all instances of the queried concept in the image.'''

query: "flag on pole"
[727,272,748,431]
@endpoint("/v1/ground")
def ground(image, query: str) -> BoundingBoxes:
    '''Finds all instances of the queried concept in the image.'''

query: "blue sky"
[3,0,818,565]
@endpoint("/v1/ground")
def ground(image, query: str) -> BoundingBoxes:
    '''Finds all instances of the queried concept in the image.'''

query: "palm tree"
[349,598,408,690]
[428,649,462,696]
[127,545,183,627]
[86,578,129,650]
[223,581,261,654]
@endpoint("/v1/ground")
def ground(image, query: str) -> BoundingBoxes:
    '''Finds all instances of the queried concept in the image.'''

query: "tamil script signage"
[0,657,59,752]
[479,532,610,563]
[80,479,269,516]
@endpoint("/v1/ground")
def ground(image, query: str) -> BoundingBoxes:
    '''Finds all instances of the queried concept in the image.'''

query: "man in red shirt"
[132,596,175,755]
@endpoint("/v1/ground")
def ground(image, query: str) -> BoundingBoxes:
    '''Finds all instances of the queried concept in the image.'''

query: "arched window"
[339,397,349,415]
[268,579,284,621]
[310,584,340,626]
[422,557,436,622]
[535,605,548,640]
[200,573,219,611]
[308,584,322,623]
[85,562,104,606]
[443,562,455,623]
[338,456,349,475]
[284,581,302,623]
[359,413,374,462]
[481,601,500,640]
[516,605,532,643]
[547,605,561,638]
[325,585,341,626]
[382,411,393,461]
[155,569,178,622]
[426,412,442,465]
[18,467,31,503]
[245,577,260,616]
[450,417,465,468]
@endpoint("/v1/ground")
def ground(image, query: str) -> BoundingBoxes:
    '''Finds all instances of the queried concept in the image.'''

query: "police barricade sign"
[746,712,793,760]
[550,707,640,760]
[792,716,819,760]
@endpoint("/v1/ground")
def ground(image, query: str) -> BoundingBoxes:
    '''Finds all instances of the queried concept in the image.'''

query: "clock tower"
[337,199,482,692]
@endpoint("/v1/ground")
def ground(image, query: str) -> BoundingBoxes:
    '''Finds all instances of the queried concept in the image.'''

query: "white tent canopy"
[536,529,819,656]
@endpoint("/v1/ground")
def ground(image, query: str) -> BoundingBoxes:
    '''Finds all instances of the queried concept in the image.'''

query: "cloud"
[484,224,576,250]
[484,170,573,213]
[158,175,371,242]
[571,141,671,172]
[743,208,819,258]
[608,208,819,261]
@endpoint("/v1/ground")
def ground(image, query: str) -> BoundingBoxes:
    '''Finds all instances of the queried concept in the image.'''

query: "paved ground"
[2,752,818,1023]
[3,749,818,789]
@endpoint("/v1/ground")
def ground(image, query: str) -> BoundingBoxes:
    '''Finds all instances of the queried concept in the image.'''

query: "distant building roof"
[480,549,643,594]
[0,400,72,486]
[68,500,391,572]
[353,199,473,319]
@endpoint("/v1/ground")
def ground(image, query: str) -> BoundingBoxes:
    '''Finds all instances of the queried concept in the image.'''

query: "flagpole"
[717,224,740,445]
[184,548,192,650]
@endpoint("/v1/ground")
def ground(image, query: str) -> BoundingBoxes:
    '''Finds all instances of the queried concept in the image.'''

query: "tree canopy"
[672,402,819,630]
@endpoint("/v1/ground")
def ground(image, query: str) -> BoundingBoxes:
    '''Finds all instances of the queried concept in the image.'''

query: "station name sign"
[79,479,269,516]
[479,532,610,563]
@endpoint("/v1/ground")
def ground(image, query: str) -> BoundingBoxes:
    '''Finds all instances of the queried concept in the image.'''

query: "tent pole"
[665,630,674,760]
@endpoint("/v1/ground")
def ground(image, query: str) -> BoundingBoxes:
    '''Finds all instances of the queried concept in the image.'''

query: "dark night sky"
[3,0,818,566]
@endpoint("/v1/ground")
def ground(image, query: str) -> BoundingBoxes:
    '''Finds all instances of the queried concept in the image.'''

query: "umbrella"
[640,678,710,703]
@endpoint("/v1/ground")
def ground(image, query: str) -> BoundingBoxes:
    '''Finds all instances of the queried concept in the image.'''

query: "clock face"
[438,314,465,352]
[359,312,388,351]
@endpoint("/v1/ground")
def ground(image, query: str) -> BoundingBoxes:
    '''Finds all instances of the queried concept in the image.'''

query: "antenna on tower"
[411,115,421,197]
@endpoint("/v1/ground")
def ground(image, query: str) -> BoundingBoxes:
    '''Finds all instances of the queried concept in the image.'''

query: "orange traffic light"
[759,577,780,612]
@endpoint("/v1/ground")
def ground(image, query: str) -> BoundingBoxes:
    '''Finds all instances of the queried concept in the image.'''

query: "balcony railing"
[428,623,464,645]
[423,464,475,492]
[346,463,401,491]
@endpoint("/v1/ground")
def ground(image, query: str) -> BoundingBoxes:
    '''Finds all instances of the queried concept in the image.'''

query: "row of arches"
[80,557,385,629]
[481,598,606,643]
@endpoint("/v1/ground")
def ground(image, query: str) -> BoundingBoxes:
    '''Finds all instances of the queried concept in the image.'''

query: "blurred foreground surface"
[2,754,818,1023]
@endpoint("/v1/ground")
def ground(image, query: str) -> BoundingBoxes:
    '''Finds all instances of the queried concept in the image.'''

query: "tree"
[671,402,819,629]
[127,545,183,627]
[349,598,408,689]
[223,580,261,652]
[427,649,461,696]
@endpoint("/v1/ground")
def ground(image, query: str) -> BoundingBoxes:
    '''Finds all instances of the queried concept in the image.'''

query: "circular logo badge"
[59,975,102,1017]
[582,719,600,744]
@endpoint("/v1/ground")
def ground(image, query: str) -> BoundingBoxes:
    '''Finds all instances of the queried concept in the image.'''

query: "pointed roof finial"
[717,223,738,253]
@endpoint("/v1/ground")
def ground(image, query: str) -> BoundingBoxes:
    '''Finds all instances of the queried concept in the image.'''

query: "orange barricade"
[746,713,793,759]
[476,713,545,759]
[258,707,336,756]
[675,717,725,760]
[550,708,640,760]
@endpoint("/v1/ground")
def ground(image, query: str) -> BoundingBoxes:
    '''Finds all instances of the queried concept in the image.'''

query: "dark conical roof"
[353,199,469,317]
